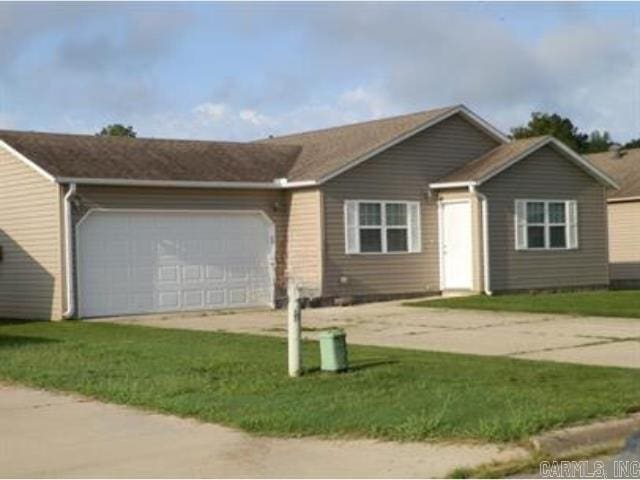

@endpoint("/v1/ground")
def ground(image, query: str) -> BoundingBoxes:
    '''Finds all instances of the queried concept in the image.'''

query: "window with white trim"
[344,200,421,254]
[515,200,578,250]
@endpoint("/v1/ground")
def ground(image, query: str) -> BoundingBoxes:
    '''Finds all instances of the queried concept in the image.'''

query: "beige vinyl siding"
[0,148,63,319]
[480,145,609,291]
[74,186,289,299]
[607,200,640,280]
[321,113,499,297]
[286,188,323,295]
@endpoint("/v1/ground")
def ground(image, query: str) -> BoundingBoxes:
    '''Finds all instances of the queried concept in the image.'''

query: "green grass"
[407,290,640,319]
[1,321,639,443]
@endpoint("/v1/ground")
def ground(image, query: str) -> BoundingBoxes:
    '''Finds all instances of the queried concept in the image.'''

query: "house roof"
[0,104,509,187]
[260,105,489,181]
[0,130,301,184]
[586,148,640,201]
[431,135,619,189]
[433,136,546,185]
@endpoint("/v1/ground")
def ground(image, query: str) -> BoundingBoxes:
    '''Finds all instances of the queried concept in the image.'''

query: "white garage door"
[77,210,275,317]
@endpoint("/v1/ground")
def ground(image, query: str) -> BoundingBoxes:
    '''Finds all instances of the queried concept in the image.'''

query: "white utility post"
[287,280,302,377]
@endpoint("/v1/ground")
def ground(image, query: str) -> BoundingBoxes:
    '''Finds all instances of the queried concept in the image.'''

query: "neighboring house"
[587,148,640,288]
[0,105,618,320]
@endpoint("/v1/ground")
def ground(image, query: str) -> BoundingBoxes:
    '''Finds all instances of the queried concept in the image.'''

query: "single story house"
[587,147,640,288]
[0,105,618,320]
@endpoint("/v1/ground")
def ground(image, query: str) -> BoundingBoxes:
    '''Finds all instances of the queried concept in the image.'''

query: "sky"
[0,1,639,142]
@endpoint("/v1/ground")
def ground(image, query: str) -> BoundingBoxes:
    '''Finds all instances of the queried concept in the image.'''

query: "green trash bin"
[319,329,348,372]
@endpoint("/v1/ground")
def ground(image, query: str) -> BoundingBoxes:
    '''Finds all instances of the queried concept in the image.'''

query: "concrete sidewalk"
[0,384,525,478]
[104,300,640,369]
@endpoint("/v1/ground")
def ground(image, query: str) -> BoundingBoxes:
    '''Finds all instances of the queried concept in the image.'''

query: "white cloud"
[297,4,640,141]
[193,102,227,121]
[121,86,400,141]
[238,109,274,127]
[2,3,639,143]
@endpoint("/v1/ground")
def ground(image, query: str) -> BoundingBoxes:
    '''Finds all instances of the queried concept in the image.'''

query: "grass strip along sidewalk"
[407,290,640,319]
[1,321,639,443]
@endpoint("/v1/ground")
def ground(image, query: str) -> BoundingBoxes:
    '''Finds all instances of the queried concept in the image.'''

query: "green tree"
[624,138,640,149]
[511,112,588,152]
[584,130,612,154]
[97,124,137,138]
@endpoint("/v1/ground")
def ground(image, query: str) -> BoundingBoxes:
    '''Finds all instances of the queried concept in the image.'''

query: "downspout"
[469,185,492,296]
[62,183,77,319]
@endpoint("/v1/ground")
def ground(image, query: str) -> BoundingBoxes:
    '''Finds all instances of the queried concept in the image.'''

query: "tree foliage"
[583,130,612,154]
[511,112,588,152]
[510,112,628,154]
[97,124,137,138]
[623,138,640,149]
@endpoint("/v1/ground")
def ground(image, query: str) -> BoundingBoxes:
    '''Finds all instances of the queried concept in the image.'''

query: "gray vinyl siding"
[321,113,499,297]
[607,200,640,281]
[480,145,609,291]
[74,186,289,299]
[0,148,63,319]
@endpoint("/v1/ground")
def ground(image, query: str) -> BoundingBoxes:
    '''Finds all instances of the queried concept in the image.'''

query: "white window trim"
[515,199,577,251]
[347,200,421,255]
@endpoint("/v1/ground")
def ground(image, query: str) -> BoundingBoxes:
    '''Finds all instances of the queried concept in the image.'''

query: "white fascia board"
[0,140,57,183]
[315,105,508,186]
[429,181,477,189]
[607,196,640,203]
[56,176,317,190]
[474,136,551,187]
[547,138,620,189]
[474,137,620,189]
[456,105,510,144]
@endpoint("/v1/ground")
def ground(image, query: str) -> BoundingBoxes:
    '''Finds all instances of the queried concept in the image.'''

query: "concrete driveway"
[106,300,640,369]
[0,384,525,478]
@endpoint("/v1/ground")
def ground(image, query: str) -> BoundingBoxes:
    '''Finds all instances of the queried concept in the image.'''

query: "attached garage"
[76,209,275,317]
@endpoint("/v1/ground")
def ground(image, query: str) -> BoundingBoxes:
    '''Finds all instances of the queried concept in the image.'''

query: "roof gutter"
[54,177,317,190]
[429,181,477,189]
[607,195,640,203]
[62,183,77,319]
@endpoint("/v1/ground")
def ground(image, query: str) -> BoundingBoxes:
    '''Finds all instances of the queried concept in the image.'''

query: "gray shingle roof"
[0,106,461,184]
[0,130,301,183]
[259,106,457,181]
[435,136,548,184]
[587,148,640,200]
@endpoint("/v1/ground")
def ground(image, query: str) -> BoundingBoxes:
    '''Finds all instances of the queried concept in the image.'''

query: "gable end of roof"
[313,105,510,184]
[431,136,619,190]
[0,140,57,183]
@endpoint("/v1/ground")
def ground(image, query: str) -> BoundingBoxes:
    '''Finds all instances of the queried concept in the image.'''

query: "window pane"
[386,203,407,226]
[526,202,545,223]
[527,226,545,248]
[549,202,566,223]
[550,226,566,248]
[359,203,381,226]
[360,229,382,252]
[387,229,408,252]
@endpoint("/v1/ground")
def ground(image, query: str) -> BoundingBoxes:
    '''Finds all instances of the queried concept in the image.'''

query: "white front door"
[77,210,275,318]
[440,200,473,290]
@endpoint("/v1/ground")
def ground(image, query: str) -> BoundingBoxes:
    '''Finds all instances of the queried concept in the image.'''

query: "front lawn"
[407,290,640,319]
[1,321,639,443]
